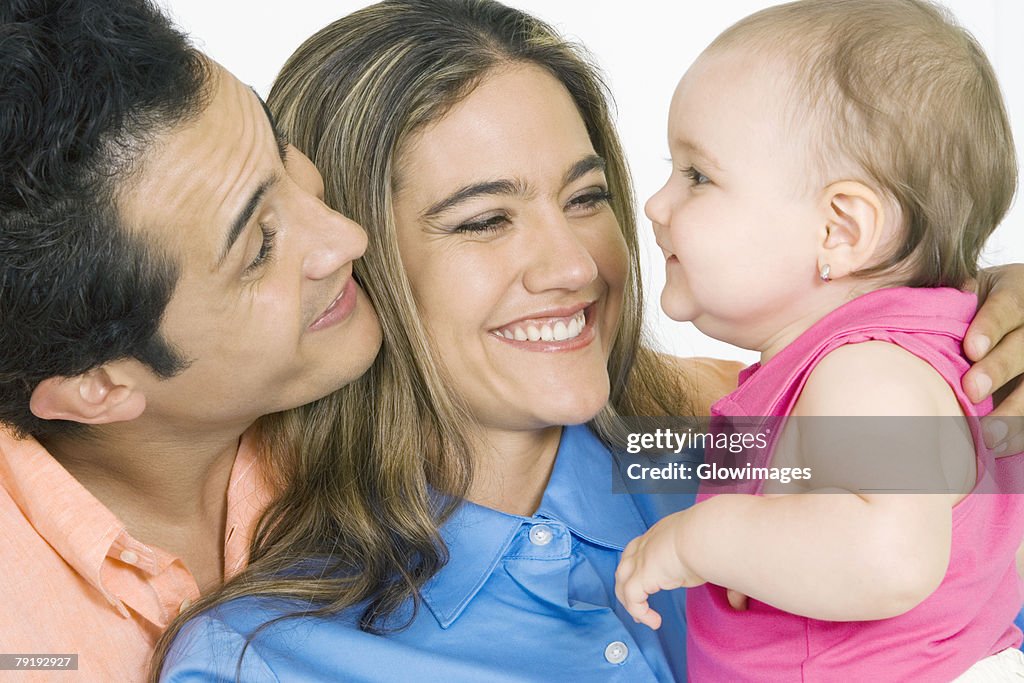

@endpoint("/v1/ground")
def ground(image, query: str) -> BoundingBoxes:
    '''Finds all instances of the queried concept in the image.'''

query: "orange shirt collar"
[0,427,271,619]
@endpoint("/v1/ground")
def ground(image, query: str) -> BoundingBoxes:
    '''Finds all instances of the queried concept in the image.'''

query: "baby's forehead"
[668,44,833,183]
[676,45,821,136]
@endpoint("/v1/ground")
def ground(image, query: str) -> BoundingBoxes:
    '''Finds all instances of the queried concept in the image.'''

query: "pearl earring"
[819,264,831,282]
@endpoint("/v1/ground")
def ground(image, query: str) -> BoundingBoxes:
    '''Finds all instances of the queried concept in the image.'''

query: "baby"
[616,0,1024,679]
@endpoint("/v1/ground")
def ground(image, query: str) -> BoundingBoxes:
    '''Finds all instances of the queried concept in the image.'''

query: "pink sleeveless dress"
[687,287,1024,681]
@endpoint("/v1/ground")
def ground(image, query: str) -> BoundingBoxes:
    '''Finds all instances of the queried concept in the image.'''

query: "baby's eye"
[684,166,710,186]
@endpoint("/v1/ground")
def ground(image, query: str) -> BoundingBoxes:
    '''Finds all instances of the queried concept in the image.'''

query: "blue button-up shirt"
[163,425,694,682]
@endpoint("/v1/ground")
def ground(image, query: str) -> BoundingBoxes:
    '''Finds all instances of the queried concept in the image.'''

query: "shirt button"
[529,524,554,546]
[604,641,629,665]
[119,550,139,565]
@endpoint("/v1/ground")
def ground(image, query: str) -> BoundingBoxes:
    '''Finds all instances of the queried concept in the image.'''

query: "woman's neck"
[467,425,563,516]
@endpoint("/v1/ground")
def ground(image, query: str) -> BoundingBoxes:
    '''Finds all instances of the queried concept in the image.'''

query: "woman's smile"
[490,304,594,350]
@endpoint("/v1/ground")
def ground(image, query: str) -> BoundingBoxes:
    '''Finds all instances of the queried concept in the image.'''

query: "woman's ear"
[818,180,887,281]
[30,366,146,425]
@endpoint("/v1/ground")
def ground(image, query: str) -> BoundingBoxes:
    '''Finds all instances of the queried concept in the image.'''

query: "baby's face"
[646,48,827,351]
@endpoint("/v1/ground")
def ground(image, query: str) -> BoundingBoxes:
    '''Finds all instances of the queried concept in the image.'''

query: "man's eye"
[245,224,277,273]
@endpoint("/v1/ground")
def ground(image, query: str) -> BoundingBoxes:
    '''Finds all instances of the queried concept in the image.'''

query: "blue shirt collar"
[420,424,648,628]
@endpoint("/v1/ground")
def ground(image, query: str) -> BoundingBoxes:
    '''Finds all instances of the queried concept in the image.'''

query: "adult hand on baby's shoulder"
[964,263,1024,456]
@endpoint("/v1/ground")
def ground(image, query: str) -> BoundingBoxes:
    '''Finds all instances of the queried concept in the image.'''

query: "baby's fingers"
[636,604,663,630]
[619,591,663,630]
[619,572,650,609]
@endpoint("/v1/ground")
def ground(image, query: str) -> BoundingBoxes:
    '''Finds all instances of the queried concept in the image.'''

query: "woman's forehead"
[395,65,597,198]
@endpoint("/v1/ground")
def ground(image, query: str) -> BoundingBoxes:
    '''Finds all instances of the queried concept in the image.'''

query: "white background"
[159,0,1024,364]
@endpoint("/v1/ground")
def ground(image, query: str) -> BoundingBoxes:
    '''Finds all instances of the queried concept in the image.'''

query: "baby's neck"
[756,279,889,365]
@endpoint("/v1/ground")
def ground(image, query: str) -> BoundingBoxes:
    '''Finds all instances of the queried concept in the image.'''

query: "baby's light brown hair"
[709,0,1016,289]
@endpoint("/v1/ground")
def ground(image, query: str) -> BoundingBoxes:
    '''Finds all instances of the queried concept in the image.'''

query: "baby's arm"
[616,342,968,627]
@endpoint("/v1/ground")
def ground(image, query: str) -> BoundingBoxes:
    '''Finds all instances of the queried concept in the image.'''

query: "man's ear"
[30,366,146,425]
[817,181,887,281]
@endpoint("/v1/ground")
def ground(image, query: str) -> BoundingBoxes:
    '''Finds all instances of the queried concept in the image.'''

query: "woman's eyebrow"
[563,154,606,185]
[421,178,525,219]
[420,154,606,220]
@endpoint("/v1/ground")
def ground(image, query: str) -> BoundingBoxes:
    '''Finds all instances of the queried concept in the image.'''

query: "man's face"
[119,64,381,432]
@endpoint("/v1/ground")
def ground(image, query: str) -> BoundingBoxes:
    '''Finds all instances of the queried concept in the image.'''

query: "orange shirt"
[0,428,271,682]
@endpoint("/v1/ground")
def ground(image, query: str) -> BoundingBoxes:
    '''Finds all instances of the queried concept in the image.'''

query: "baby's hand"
[614,511,705,629]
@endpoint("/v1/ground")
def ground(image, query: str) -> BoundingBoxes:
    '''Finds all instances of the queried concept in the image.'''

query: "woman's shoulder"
[161,598,281,682]
[161,596,364,682]
[661,355,744,414]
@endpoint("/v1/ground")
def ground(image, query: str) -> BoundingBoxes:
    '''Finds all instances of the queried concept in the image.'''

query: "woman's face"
[393,64,628,436]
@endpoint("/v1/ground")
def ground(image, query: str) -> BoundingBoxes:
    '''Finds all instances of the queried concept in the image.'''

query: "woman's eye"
[567,188,613,211]
[684,166,710,186]
[245,223,277,274]
[453,213,510,233]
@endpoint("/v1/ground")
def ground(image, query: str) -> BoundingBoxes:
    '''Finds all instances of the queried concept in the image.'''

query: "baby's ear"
[30,365,146,426]
[817,181,887,280]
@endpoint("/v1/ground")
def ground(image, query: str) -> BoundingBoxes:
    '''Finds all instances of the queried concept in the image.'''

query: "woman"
[157,1,1024,680]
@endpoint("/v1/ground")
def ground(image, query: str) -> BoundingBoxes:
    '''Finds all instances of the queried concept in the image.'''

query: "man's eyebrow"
[422,178,525,220]
[251,87,288,163]
[217,174,279,268]
[214,89,289,269]
[564,154,606,185]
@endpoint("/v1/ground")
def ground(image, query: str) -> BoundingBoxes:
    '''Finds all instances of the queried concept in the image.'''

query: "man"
[0,1,380,679]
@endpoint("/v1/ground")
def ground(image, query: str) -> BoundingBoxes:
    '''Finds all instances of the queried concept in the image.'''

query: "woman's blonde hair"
[152,0,687,677]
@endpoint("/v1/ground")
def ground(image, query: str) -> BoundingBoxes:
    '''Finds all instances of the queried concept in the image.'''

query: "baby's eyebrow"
[673,138,723,171]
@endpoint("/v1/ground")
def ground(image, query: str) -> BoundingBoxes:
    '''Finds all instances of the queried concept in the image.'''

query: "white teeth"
[567,317,580,338]
[496,309,588,343]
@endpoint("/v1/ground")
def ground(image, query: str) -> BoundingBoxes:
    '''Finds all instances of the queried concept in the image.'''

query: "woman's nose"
[522,212,599,293]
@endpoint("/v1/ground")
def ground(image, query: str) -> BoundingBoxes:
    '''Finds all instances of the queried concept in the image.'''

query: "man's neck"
[40,420,248,591]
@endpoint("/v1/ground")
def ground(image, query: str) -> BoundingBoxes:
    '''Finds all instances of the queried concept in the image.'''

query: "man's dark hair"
[1,0,210,437]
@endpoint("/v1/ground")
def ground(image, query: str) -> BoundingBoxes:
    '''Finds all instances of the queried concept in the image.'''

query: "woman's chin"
[533,386,611,428]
